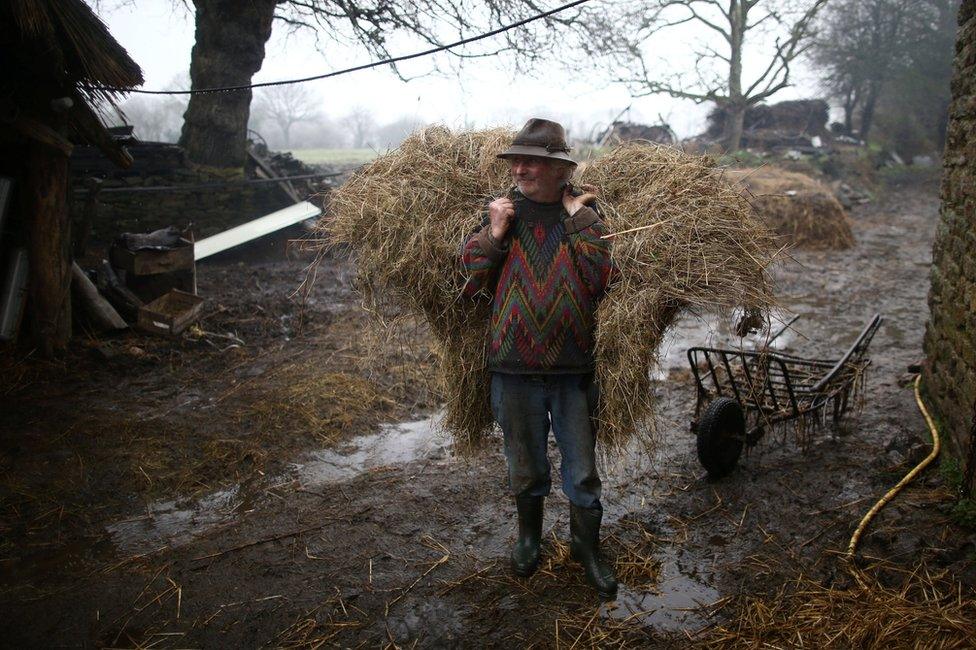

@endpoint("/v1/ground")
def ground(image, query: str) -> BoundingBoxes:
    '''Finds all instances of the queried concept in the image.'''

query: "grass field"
[289,148,380,166]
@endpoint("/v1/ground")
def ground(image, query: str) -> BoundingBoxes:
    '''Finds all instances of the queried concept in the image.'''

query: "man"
[461,118,617,599]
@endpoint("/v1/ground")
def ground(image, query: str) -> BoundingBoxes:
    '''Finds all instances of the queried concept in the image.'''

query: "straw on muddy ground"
[242,366,393,442]
[726,167,855,250]
[274,588,368,648]
[701,562,976,649]
[438,534,669,647]
[320,128,778,454]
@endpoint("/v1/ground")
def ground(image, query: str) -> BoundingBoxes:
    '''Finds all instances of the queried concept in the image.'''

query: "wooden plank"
[71,263,127,331]
[0,249,29,341]
[96,260,142,322]
[248,148,302,203]
[194,201,320,261]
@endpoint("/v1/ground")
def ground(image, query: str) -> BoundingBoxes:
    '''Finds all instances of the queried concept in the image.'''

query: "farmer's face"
[510,155,569,202]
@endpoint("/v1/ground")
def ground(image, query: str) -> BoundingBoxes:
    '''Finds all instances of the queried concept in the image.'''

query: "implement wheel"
[696,397,745,478]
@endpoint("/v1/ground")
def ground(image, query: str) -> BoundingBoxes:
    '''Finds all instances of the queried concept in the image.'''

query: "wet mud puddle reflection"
[655,312,797,378]
[294,414,449,485]
[607,547,721,633]
[107,486,242,555]
[105,415,447,554]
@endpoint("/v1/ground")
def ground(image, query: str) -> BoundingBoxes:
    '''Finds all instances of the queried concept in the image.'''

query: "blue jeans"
[490,372,602,509]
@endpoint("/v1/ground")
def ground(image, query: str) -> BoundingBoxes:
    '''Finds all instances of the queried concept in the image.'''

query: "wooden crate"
[137,289,204,337]
[110,238,194,276]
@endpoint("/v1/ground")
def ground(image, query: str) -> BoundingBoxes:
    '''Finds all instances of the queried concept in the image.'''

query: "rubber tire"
[696,397,746,478]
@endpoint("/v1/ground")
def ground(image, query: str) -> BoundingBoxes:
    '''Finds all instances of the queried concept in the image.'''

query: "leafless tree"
[375,115,426,149]
[811,0,956,141]
[253,84,320,148]
[116,74,189,143]
[577,0,828,150]
[341,106,378,149]
[174,0,575,168]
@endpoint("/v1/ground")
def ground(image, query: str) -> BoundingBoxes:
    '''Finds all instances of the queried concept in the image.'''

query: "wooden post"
[71,263,127,332]
[74,177,102,259]
[27,141,72,356]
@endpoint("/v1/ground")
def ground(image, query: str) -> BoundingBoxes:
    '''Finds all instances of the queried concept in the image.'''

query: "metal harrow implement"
[687,313,883,477]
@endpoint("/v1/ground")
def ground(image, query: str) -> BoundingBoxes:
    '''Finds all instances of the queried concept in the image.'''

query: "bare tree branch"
[570,0,829,149]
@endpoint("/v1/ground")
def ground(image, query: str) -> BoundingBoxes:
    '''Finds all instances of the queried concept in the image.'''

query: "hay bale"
[727,167,855,250]
[324,127,511,450]
[577,145,777,450]
[320,128,777,454]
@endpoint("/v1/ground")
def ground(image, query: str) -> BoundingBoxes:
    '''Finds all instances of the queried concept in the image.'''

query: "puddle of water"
[295,415,449,485]
[653,312,798,379]
[105,415,447,554]
[605,550,721,633]
[106,486,241,555]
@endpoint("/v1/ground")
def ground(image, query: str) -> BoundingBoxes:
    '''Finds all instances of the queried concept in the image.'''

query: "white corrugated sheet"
[194,200,320,261]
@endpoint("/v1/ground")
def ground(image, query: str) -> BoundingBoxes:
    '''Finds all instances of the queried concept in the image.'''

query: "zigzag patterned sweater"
[461,192,613,374]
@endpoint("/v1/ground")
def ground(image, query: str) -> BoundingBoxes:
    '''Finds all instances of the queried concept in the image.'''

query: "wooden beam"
[13,116,74,157]
[71,263,127,332]
[27,141,72,355]
[248,147,302,203]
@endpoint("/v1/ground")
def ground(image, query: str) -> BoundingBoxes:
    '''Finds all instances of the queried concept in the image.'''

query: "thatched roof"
[1,0,144,166]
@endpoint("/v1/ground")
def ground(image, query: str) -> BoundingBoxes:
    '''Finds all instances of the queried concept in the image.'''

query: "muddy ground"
[1,176,973,648]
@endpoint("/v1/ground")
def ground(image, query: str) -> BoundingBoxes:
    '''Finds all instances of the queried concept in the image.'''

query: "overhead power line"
[101,0,593,96]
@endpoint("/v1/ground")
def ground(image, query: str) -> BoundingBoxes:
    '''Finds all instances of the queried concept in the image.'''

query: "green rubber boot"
[511,496,544,577]
[569,504,618,600]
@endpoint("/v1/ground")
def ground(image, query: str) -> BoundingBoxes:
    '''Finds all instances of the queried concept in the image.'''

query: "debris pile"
[322,129,777,453]
[600,121,676,146]
[706,99,830,151]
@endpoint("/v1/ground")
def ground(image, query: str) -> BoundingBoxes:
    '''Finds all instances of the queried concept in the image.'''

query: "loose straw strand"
[600,220,667,240]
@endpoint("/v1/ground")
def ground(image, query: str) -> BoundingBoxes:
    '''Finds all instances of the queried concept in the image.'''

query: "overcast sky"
[99,1,822,139]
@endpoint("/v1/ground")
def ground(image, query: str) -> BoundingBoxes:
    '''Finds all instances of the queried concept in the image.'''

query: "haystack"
[320,128,777,454]
[727,167,855,250]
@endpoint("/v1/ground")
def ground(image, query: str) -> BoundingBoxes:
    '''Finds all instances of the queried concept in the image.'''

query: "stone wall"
[923,0,976,485]
[69,166,292,248]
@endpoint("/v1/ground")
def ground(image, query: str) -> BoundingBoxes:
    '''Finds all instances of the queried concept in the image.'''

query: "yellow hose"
[846,375,941,562]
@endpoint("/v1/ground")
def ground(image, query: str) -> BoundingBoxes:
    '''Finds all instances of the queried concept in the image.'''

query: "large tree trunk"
[179,0,277,168]
[843,104,854,135]
[27,143,72,356]
[842,84,858,135]
[725,0,746,151]
[859,83,880,140]
[725,103,746,151]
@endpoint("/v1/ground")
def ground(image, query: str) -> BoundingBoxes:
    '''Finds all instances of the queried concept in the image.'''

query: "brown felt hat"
[497,118,576,166]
